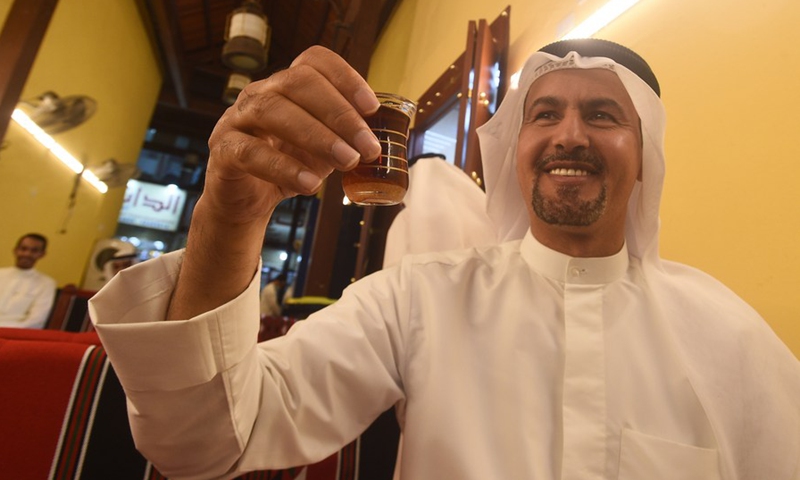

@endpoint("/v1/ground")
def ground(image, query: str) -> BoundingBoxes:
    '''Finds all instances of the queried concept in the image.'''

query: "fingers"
[291,46,381,116]
[207,46,386,203]
[230,82,374,170]
[210,129,332,197]
[227,47,382,168]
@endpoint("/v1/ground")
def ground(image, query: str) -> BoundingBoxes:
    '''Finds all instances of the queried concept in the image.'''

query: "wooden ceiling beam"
[330,0,385,76]
[201,0,215,45]
[379,0,399,29]
[147,0,190,109]
[150,101,220,139]
[157,89,226,121]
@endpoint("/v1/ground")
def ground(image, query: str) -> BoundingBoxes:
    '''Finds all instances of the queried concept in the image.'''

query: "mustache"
[534,151,604,172]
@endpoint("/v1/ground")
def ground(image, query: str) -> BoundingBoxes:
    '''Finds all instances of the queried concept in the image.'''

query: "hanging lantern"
[221,0,271,73]
[222,72,252,105]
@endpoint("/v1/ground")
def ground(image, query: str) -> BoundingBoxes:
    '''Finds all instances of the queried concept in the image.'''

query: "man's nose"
[551,112,589,151]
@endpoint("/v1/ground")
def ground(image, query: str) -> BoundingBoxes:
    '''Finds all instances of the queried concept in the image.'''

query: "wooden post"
[301,0,385,296]
[0,0,60,142]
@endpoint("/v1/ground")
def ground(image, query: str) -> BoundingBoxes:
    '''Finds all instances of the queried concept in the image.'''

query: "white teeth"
[549,168,589,176]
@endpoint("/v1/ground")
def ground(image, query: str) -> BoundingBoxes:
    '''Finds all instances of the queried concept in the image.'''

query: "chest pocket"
[618,428,721,480]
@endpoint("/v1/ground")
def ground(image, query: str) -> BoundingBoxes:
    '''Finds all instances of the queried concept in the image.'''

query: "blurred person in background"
[0,233,56,329]
[260,272,288,318]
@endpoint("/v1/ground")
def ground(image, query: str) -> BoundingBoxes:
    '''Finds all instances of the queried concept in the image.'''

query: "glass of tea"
[342,92,417,206]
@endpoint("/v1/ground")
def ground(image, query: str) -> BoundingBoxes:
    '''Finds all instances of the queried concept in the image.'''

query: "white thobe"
[0,266,57,329]
[89,231,764,480]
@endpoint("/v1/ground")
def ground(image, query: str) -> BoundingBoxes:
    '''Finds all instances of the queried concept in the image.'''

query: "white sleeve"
[20,275,56,329]
[89,250,407,480]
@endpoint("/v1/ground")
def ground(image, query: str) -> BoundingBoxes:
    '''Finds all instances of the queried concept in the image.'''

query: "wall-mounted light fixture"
[221,0,271,73]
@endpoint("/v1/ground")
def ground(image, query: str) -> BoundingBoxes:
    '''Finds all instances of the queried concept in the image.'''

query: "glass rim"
[374,92,417,115]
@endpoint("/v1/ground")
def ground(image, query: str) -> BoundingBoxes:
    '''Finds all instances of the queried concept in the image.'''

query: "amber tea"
[342,93,416,206]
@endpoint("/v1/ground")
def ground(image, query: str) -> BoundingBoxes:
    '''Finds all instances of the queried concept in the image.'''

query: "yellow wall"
[0,0,10,25]
[370,0,800,357]
[0,0,161,287]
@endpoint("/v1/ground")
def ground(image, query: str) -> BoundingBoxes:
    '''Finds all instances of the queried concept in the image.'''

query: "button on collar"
[520,231,630,284]
[569,266,586,278]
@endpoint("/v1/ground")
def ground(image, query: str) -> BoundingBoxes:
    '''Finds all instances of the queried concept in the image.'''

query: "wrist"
[166,196,274,320]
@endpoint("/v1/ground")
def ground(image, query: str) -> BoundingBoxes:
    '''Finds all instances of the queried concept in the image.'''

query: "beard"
[530,150,607,226]
[532,181,607,226]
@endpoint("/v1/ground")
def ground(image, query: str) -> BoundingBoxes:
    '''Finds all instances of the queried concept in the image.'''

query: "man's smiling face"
[516,67,642,255]
[14,237,46,270]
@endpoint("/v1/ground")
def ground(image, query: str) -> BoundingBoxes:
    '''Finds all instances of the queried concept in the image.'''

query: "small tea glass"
[342,92,417,206]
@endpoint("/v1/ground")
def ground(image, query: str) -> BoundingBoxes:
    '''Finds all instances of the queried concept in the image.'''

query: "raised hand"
[167,46,381,320]
[203,46,382,226]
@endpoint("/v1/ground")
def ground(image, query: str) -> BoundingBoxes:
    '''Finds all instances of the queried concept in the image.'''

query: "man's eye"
[532,111,557,121]
[589,112,615,122]
[523,111,554,124]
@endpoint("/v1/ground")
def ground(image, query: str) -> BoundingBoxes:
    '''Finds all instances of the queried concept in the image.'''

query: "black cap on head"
[538,38,660,97]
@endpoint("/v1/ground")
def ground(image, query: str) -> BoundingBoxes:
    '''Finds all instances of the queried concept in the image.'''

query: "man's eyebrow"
[583,97,625,113]
[523,95,630,118]
[528,95,563,109]
[523,95,563,119]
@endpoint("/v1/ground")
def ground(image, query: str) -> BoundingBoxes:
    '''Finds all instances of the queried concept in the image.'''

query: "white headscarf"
[477,47,666,264]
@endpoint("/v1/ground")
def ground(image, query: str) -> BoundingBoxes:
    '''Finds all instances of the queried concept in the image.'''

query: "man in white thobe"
[90,39,800,480]
[0,233,56,329]
[259,273,288,318]
[382,155,495,268]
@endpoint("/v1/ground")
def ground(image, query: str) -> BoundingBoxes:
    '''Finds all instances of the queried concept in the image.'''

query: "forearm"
[167,195,274,321]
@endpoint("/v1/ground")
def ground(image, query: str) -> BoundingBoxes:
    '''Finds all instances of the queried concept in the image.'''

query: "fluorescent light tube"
[11,108,108,193]
[510,0,644,89]
[561,0,641,40]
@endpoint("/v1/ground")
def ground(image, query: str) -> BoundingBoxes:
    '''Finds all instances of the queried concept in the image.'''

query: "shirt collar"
[520,230,629,285]
[12,267,37,275]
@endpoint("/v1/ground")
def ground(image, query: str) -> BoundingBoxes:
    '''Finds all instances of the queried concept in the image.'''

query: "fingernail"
[354,87,380,114]
[331,140,360,168]
[297,170,322,191]
[354,129,382,161]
